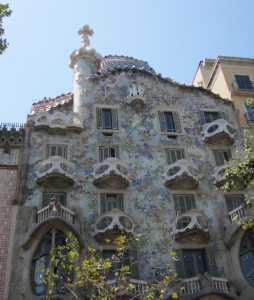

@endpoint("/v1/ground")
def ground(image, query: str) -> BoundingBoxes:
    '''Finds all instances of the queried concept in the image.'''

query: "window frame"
[224,194,244,212]
[100,193,124,214]
[46,144,67,159]
[213,149,232,166]
[42,192,67,208]
[98,145,120,162]
[200,110,226,125]
[173,193,196,214]
[166,148,185,165]
[157,109,182,135]
[235,74,253,90]
[96,106,119,132]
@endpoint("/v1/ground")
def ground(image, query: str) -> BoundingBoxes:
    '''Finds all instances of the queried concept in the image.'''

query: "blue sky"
[1,0,254,123]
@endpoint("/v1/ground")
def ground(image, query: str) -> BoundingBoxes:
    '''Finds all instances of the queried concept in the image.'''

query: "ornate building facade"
[4,26,254,299]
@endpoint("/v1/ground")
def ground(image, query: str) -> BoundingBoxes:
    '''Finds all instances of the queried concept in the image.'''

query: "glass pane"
[204,111,220,123]
[102,109,112,129]
[43,192,66,207]
[164,112,175,131]
[235,75,253,90]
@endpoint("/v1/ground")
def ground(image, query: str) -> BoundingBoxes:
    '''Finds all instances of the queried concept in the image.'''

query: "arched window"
[240,230,254,286]
[31,230,69,296]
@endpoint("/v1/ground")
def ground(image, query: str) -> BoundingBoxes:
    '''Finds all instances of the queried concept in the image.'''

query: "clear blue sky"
[1,0,254,123]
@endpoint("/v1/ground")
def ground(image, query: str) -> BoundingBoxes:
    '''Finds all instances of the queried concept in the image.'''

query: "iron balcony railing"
[232,80,254,94]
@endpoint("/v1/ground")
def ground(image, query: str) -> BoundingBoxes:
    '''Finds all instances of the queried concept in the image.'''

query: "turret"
[69,25,102,120]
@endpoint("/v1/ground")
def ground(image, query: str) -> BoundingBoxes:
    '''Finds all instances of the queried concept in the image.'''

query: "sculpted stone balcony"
[162,159,199,190]
[212,164,246,190]
[93,208,134,243]
[183,275,229,296]
[174,209,210,244]
[92,157,130,189]
[201,119,234,146]
[36,156,75,188]
[128,83,146,110]
[28,111,83,134]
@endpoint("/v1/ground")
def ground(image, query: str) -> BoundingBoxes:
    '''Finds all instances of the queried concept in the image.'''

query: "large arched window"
[240,230,254,286]
[31,230,68,296]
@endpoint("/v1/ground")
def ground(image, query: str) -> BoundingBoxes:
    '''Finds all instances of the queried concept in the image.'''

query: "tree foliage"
[0,3,12,54]
[222,130,254,193]
[41,234,181,300]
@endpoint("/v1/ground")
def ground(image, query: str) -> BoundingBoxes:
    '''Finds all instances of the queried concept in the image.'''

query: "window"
[46,144,67,159]
[173,194,196,214]
[240,230,254,286]
[32,231,71,295]
[101,194,124,213]
[200,111,226,124]
[213,150,232,166]
[43,192,66,207]
[174,248,218,279]
[101,249,139,279]
[99,145,119,161]
[158,111,181,133]
[96,108,118,130]
[224,194,244,212]
[166,148,185,164]
[244,102,254,123]
[235,75,253,90]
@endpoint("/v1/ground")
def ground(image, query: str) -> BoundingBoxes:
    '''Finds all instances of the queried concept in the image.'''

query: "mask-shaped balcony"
[201,119,234,146]
[28,111,83,134]
[92,158,130,189]
[162,159,199,190]
[36,156,75,188]
[128,83,146,110]
[173,209,210,244]
[212,164,246,190]
[93,208,134,243]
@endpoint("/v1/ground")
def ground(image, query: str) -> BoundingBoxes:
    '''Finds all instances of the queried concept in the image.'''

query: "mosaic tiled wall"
[0,150,19,300]
[23,71,243,281]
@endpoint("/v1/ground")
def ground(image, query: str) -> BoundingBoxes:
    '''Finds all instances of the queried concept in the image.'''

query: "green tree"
[41,234,181,300]
[0,3,12,54]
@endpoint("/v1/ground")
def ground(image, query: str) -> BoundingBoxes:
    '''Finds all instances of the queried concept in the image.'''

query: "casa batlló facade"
[4,26,254,300]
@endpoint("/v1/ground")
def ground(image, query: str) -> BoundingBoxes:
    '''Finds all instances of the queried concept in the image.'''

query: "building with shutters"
[5,26,254,300]
[192,56,254,130]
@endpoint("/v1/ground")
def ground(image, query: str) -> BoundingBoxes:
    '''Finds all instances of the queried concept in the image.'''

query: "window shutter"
[111,108,118,130]
[214,151,225,166]
[206,247,218,276]
[130,249,139,279]
[96,108,103,129]
[244,103,254,122]
[172,112,181,132]
[159,111,167,132]
[114,146,119,159]
[199,111,206,125]
[117,194,124,211]
[101,194,107,213]
[174,249,186,279]
[218,111,226,120]
[100,146,110,161]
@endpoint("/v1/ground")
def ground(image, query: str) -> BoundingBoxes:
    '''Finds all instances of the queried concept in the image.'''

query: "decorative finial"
[77,24,94,47]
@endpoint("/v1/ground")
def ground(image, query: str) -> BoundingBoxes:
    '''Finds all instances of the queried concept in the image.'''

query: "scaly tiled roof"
[98,55,157,76]
[30,92,73,115]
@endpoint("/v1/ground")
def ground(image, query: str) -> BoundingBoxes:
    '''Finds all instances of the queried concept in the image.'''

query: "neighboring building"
[0,123,24,300]
[6,27,254,300]
[192,56,254,130]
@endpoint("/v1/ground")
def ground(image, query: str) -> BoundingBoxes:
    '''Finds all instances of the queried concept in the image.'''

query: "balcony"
[128,83,146,110]
[201,119,234,146]
[28,111,83,134]
[37,204,74,224]
[92,157,130,189]
[162,159,199,190]
[104,278,148,297]
[93,208,134,243]
[36,156,75,188]
[232,80,254,96]
[174,209,210,244]
[212,164,246,190]
[183,275,229,295]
